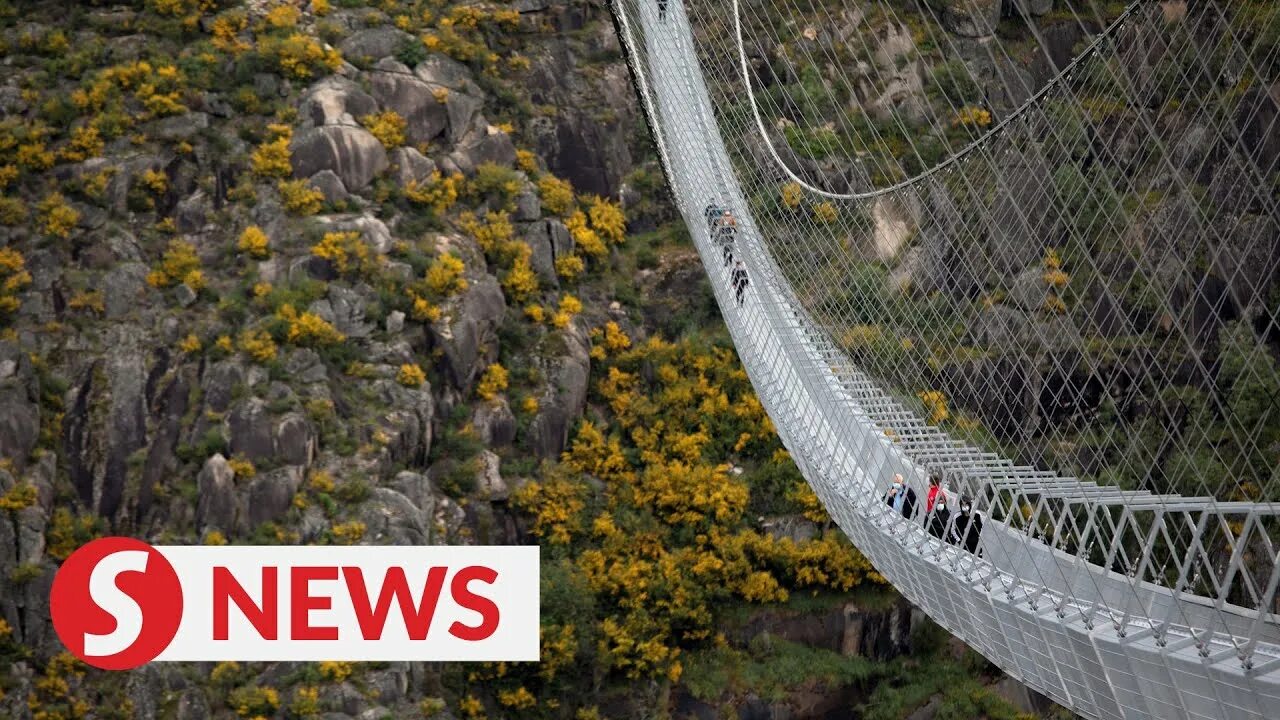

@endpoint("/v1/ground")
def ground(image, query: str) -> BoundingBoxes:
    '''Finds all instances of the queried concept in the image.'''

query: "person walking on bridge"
[731,260,749,306]
[925,472,946,514]
[718,212,738,266]
[884,473,917,519]
[658,0,668,21]
[950,494,983,555]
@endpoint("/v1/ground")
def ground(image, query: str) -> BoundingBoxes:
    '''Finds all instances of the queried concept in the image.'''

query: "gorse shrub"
[361,110,406,148]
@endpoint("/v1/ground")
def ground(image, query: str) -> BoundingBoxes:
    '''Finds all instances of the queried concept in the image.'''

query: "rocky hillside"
[0,1,1069,719]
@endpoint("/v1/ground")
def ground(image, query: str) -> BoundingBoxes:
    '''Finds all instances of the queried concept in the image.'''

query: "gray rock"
[968,305,1033,348]
[513,189,541,221]
[310,169,349,204]
[195,454,238,535]
[228,398,274,462]
[290,255,337,283]
[283,350,326,385]
[988,145,1054,275]
[149,112,209,142]
[472,398,516,447]
[291,125,389,191]
[369,66,450,146]
[524,219,574,285]
[126,663,164,720]
[275,413,316,467]
[300,76,378,127]
[929,0,1000,38]
[433,271,506,391]
[448,129,517,176]
[413,53,470,89]
[475,451,509,501]
[327,285,373,338]
[101,262,151,319]
[1008,267,1050,312]
[528,323,591,457]
[1211,213,1280,316]
[338,27,415,63]
[0,354,38,470]
[175,687,211,720]
[246,466,303,528]
[173,190,209,233]
[315,213,394,254]
[387,471,435,520]
[175,283,197,307]
[386,310,406,334]
[389,146,438,186]
[359,488,429,544]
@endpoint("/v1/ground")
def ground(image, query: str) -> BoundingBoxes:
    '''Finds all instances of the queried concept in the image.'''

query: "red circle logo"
[50,537,183,670]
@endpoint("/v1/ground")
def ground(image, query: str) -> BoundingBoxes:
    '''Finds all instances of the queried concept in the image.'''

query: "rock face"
[428,235,507,392]
[61,328,149,520]
[195,454,238,535]
[369,62,451,146]
[987,145,1054,275]
[0,342,38,470]
[528,321,591,457]
[338,27,415,63]
[291,125,389,192]
[928,0,1001,38]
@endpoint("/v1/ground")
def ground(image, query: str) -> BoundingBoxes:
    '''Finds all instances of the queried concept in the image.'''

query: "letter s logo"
[51,537,183,670]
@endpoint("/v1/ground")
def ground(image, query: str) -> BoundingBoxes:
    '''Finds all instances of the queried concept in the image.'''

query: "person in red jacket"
[925,472,946,514]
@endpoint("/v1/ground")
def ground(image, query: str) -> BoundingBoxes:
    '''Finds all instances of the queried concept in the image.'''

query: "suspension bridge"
[611,1,1280,718]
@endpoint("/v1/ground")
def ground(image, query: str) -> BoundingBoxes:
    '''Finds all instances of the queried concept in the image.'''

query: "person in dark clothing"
[658,0,668,21]
[731,260,748,306]
[883,473,917,519]
[950,494,983,555]
[927,494,950,540]
[718,218,736,267]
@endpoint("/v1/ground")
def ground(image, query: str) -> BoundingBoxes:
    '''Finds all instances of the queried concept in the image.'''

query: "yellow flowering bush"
[398,363,427,387]
[555,253,585,281]
[277,304,345,346]
[0,247,31,318]
[38,193,80,239]
[311,231,378,277]
[361,110,407,149]
[781,181,802,209]
[502,256,538,302]
[331,520,366,544]
[261,33,343,80]
[813,201,838,223]
[405,171,463,216]
[537,175,574,216]
[477,363,508,400]
[237,226,271,259]
[425,253,468,296]
[587,195,626,245]
[251,125,293,178]
[918,389,949,425]
[566,210,605,258]
[953,105,993,128]
[239,328,278,363]
[146,239,202,290]
[279,179,324,215]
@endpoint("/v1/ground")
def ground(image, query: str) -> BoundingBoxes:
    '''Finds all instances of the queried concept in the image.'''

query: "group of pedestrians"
[883,472,983,554]
[705,199,749,306]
